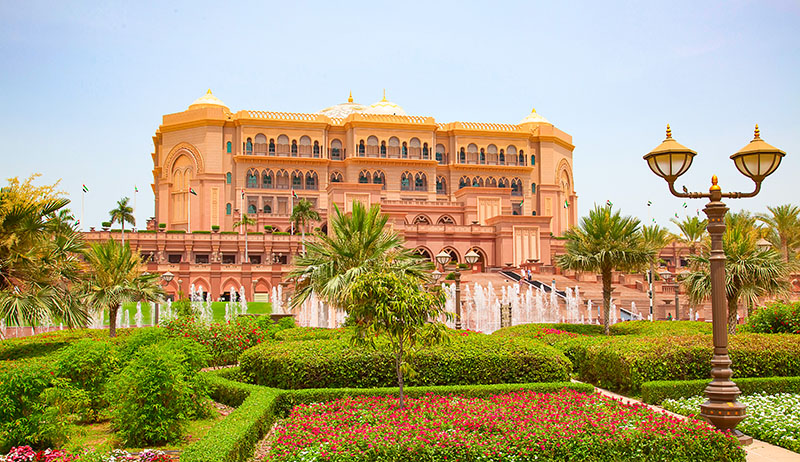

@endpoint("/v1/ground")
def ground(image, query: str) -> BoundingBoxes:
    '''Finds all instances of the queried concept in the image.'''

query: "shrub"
[137,229,156,233]
[53,339,120,419]
[444,272,457,280]
[240,333,571,389]
[493,323,605,338]
[273,326,349,342]
[192,230,211,234]
[263,225,272,231]
[273,231,290,235]
[158,223,166,229]
[0,329,104,361]
[101,221,111,228]
[109,342,209,446]
[166,230,186,234]
[220,231,237,235]
[641,376,800,404]
[609,320,713,336]
[116,326,169,360]
[247,231,263,235]
[164,316,268,366]
[747,301,800,334]
[577,334,800,393]
[212,225,220,231]
[0,360,68,452]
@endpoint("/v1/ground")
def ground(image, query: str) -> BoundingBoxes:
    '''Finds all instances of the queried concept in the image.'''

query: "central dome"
[363,91,407,116]
[318,92,367,118]
[189,89,229,111]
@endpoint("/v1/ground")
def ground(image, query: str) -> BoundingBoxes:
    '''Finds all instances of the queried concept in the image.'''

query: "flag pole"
[188,189,191,233]
[81,188,85,232]
[133,186,137,231]
[290,190,295,235]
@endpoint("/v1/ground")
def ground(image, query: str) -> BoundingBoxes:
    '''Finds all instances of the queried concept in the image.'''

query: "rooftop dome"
[363,90,407,116]
[189,89,229,111]
[518,108,551,125]
[317,91,368,118]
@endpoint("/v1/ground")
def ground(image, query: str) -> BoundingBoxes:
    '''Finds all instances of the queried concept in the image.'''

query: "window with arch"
[511,178,522,196]
[519,150,525,165]
[330,171,343,183]
[380,141,386,157]
[531,182,537,193]
[498,177,509,188]
[263,204,272,214]
[373,171,385,189]
[436,144,445,163]
[291,140,298,155]
[388,137,400,157]
[507,145,517,164]
[459,147,465,163]
[269,139,276,155]
[313,141,320,156]
[410,138,421,158]
[305,171,318,190]
[437,215,455,225]
[400,172,412,191]
[246,170,258,188]
[531,154,536,166]
[358,170,369,184]
[459,176,469,189]
[436,176,447,195]
[412,215,431,224]
[226,203,231,215]
[277,135,289,155]
[402,142,408,158]
[262,170,274,188]
[472,177,483,188]
[499,149,505,165]
[291,170,303,189]
[367,136,379,156]
[245,138,253,155]
[479,148,486,164]
[486,177,497,187]
[248,204,257,214]
[414,172,427,191]
[255,134,267,155]
[226,141,232,153]
[422,143,429,159]
[358,140,365,155]
[226,172,232,184]
[275,169,289,189]
[467,143,478,163]
[331,139,343,160]
[487,144,498,162]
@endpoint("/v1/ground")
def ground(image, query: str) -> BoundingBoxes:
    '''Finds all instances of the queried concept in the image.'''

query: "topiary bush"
[53,338,121,420]
[747,301,800,334]
[240,332,571,389]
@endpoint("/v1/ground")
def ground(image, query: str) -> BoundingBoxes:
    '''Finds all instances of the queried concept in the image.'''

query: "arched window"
[401,172,412,191]
[313,141,320,156]
[373,171,385,188]
[436,176,447,195]
[269,139,276,155]
[263,204,272,214]
[367,136,379,156]
[358,140,365,155]
[262,170,274,188]
[246,138,253,155]
[299,136,311,156]
[459,148,465,163]
[331,139,343,160]
[305,171,318,190]
[437,215,455,225]
[402,142,408,158]
[486,177,497,188]
[246,169,258,188]
[422,143,429,159]
[388,137,400,157]
[291,140,298,155]
[519,149,525,165]
[380,141,387,157]
[276,169,289,189]
[226,172,232,184]
[226,203,231,215]
[248,204,257,214]
[472,177,483,188]
[467,143,478,164]
[359,170,370,184]
[498,177,509,188]
[226,141,232,153]
[414,172,427,191]
[413,215,431,224]
[531,182,537,193]
[330,171,343,183]
[531,154,536,166]
[507,145,517,165]
[255,134,267,155]
[479,148,486,164]
[459,176,469,189]
[499,149,505,165]
[277,135,289,155]
[291,170,303,189]
[410,138,421,158]
[511,178,522,196]
[436,144,445,163]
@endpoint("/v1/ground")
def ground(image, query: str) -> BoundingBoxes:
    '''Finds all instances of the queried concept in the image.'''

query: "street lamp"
[644,124,785,444]
[155,271,174,326]
[659,270,680,319]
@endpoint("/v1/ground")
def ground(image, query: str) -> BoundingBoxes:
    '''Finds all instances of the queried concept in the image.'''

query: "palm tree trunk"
[396,338,405,409]
[602,267,612,335]
[121,221,125,246]
[109,304,118,338]
[727,296,739,334]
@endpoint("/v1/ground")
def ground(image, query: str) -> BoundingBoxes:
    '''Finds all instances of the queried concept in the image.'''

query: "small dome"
[363,91,407,116]
[519,108,550,125]
[189,89,229,111]
[318,91,367,118]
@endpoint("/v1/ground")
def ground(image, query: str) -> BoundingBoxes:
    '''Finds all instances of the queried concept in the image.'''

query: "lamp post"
[659,270,680,320]
[155,271,174,326]
[435,250,480,329]
[644,124,785,444]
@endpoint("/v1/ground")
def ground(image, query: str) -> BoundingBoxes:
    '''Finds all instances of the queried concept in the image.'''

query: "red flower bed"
[267,390,744,462]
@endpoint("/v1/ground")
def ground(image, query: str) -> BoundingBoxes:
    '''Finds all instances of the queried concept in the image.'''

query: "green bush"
[493,323,605,338]
[609,320,713,336]
[747,301,800,334]
[576,334,800,393]
[164,316,268,366]
[137,229,156,233]
[273,326,350,342]
[240,332,571,389]
[273,231,290,235]
[166,229,186,234]
[212,225,220,231]
[101,221,111,228]
[641,376,800,404]
[221,231,237,235]
[247,231,263,235]
[0,329,104,361]
[0,359,68,452]
[109,341,209,446]
[158,223,167,228]
[116,326,169,360]
[192,230,211,234]
[54,339,121,419]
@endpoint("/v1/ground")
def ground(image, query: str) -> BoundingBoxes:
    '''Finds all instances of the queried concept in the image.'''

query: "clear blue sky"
[2,0,798,232]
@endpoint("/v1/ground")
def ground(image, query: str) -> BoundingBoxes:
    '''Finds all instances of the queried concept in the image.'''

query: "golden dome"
[189,89,229,111]
[364,90,407,116]
[518,108,551,125]
[318,91,367,118]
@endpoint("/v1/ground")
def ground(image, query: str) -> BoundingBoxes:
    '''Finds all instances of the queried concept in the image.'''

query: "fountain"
[239,286,248,314]
[135,302,143,328]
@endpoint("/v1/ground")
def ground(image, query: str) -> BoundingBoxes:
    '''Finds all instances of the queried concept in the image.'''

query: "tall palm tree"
[0,182,88,330]
[682,214,790,333]
[288,201,429,310]
[556,205,653,334]
[82,239,165,337]
[233,213,256,263]
[290,198,321,255]
[109,197,135,246]
[641,224,674,316]
[671,216,708,256]
[757,204,800,263]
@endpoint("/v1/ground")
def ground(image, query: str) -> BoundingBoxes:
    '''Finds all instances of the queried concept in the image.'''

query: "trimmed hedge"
[273,326,350,342]
[641,376,800,404]
[609,320,712,337]
[182,369,593,462]
[240,332,571,389]
[576,334,800,393]
[0,329,105,361]
[493,323,605,338]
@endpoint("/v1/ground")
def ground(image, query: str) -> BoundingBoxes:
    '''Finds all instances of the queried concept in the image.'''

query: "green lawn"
[110,301,272,325]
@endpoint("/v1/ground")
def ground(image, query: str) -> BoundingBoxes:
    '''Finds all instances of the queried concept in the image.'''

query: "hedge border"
[181,368,594,462]
[641,376,800,404]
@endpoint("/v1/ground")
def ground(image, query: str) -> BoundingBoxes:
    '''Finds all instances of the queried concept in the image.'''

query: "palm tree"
[757,204,800,263]
[233,213,256,263]
[671,216,708,256]
[682,214,790,333]
[290,198,321,255]
[641,224,674,316]
[109,197,135,246]
[0,180,88,330]
[556,205,653,334]
[82,239,165,337]
[288,201,429,310]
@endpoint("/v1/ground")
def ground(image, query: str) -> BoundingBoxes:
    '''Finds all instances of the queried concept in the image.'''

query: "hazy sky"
[2,0,798,232]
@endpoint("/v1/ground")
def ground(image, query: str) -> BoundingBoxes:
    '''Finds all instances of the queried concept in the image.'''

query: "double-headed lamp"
[435,251,451,267]
[643,125,697,182]
[730,125,785,183]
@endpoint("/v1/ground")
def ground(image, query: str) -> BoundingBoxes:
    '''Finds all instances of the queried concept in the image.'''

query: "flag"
[292,190,298,199]
[606,200,613,207]
[241,190,245,199]
[682,202,687,208]
[82,184,89,193]
[189,188,197,196]
[135,186,138,193]
[647,201,652,206]
[674,212,679,218]
[564,200,569,208]
[652,218,656,223]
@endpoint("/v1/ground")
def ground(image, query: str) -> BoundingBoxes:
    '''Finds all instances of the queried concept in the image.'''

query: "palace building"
[87,90,578,301]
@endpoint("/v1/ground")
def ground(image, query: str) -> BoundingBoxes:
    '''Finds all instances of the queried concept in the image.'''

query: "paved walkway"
[587,383,800,461]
